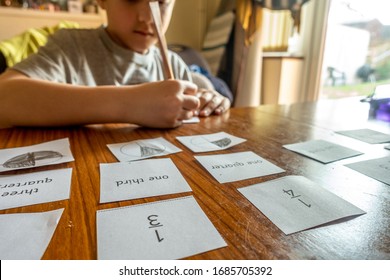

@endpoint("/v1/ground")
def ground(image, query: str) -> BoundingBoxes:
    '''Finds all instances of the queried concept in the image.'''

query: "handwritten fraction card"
[107,137,182,162]
[0,208,64,259]
[176,132,246,153]
[336,129,390,144]
[345,156,390,185]
[238,176,366,235]
[100,158,191,203]
[0,168,72,210]
[283,139,363,164]
[0,138,74,173]
[97,196,227,259]
[194,151,285,183]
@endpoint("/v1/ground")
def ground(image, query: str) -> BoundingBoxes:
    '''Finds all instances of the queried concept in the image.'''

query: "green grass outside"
[321,79,390,99]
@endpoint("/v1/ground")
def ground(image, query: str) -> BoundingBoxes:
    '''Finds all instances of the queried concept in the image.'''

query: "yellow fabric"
[0,21,79,68]
[262,10,293,52]
[236,0,263,46]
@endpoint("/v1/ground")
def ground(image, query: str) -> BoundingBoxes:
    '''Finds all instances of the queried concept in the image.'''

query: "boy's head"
[97,0,176,54]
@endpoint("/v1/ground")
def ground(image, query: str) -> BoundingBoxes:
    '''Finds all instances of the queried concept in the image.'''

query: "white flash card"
[239,176,366,235]
[107,137,182,162]
[0,208,64,259]
[0,168,72,210]
[336,129,390,144]
[194,151,285,183]
[100,158,191,203]
[283,139,363,163]
[182,116,200,124]
[0,138,74,172]
[176,132,246,153]
[345,156,390,186]
[97,196,227,260]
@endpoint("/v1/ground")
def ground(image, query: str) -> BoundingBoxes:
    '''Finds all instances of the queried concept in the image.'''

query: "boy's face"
[98,0,175,54]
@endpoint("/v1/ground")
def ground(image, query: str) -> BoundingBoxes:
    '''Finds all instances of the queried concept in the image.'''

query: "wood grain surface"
[1,97,389,260]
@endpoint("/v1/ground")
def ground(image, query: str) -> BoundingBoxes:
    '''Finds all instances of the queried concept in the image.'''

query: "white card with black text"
[100,158,191,203]
[195,151,284,183]
[238,176,366,235]
[97,196,227,259]
[0,168,72,210]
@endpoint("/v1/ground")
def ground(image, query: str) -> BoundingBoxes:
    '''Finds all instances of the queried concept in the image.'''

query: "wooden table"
[1,97,389,260]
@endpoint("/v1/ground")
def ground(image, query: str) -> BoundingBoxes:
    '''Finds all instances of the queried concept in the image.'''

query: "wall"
[0,1,220,50]
[262,55,304,104]
[0,7,106,41]
[166,0,221,50]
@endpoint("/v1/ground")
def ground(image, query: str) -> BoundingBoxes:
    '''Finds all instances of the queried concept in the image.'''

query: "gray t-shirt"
[12,27,191,86]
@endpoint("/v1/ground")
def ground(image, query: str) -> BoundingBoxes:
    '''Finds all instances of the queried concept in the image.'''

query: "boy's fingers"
[199,95,224,116]
[198,91,213,109]
[179,109,195,121]
[182,95,200,111]
[214,98,231,115]
[181,80,198,96]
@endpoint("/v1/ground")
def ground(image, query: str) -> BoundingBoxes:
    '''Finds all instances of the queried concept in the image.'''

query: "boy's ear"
[96,0,106,10]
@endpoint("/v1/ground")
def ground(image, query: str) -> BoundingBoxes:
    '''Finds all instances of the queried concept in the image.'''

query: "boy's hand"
[196,89,231,117]
[127,80,200,128]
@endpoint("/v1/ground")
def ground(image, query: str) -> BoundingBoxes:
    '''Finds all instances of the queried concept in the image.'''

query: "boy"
[0,0,230,129]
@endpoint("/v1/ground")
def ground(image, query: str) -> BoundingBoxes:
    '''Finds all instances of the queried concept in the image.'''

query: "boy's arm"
[0,70,199,128]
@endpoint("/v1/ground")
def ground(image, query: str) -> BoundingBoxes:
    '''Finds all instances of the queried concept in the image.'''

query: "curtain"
[232,0,264,107]
[217,0,296,107]
[262,10,293,52]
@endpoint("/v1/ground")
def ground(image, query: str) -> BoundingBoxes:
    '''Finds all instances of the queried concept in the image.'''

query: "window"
[320,0,390,99]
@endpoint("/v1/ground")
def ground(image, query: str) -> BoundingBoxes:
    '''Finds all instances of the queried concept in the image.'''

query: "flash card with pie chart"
[107,137,182,162]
